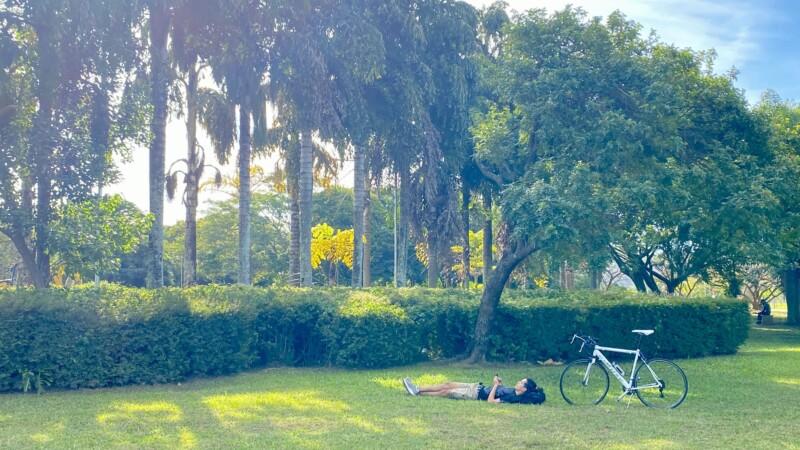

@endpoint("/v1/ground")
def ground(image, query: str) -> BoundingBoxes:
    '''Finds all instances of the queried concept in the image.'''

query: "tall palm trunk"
[299,131,313,286]
[147,1,170,288]
[482,188,493,284]
[286,141,300,286]
[238,105,252,285]
[352,143,366,287]
[397,164,410,286]
[462,183,471,288]
[183,65,199,286]
[289,178,300,285]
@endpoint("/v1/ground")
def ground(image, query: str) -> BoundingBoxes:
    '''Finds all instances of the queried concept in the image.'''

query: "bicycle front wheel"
[634,358,688,409]
[560,358,610,405]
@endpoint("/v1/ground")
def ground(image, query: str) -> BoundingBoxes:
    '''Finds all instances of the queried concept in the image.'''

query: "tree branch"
[474,158,505,187]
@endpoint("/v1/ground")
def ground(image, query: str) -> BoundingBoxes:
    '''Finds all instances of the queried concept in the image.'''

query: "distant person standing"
[756,299,771,325]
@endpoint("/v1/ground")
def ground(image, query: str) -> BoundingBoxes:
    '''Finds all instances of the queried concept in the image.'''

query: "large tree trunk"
[468,238,538,363]
[147,1,170,288]
[610,248,650,293]
[559,261,575,290]
[34,158,51,286]
[427,233,439,288]
[90,81,112,287]
[782,268,800,325]
[90,83,111,192]
[183,66,199,286]
[1,179,45,287]
[726,274,741,298]
[462,183,471,288]
[352,143,366,287]
[5,231,46,288]
[363,175,372,287]
[237,105,252,285]
[482,189,493,284]
[630,272,648,293]
[642,270,661,294]
[299,131,313,286]
[31,9,59,287]
[397,166,410,286]
[590,268,602,290]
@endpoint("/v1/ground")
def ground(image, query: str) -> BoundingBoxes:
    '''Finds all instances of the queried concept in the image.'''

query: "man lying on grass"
[403,375,545,404]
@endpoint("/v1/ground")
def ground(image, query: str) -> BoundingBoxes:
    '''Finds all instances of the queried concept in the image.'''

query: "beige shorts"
[446,383,480,400]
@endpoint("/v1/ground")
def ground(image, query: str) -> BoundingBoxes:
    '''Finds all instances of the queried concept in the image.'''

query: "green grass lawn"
[1,324,798,450]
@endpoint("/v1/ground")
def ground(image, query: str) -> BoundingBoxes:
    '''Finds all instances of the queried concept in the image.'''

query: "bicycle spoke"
[634,359,688,409]
[560,359,610,405]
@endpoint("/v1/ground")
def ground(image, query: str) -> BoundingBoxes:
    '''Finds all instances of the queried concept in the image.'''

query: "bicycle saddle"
[632,329,654,336]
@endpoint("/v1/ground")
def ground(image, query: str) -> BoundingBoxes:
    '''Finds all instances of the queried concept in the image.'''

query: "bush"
[0,285,748,392]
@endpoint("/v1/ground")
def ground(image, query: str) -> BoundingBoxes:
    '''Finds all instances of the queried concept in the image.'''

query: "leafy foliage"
[163,193,290,286]
[49,195,152,280]
[0,285,747,391]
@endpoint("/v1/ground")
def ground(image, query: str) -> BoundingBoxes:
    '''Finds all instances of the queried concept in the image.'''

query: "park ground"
[0,314,798,449]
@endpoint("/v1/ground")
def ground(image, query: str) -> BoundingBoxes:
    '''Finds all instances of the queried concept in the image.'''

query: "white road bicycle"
[559,330,688,409]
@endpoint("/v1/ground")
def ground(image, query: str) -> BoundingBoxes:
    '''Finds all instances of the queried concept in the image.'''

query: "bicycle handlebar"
[570,334,597,353]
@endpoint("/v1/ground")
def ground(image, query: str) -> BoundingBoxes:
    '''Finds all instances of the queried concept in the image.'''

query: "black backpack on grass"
[519,378,546,404]
[520,385,546,405]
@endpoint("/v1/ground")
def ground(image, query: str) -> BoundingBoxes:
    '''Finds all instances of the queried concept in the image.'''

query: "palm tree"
[200,0,273,285]
[146,0,172,288]
[165,140,222,286]
[261,124,339,286]
[271,0,390,287]
[351,142,367,287]
[162,0,223,286]
[193,84,268,285]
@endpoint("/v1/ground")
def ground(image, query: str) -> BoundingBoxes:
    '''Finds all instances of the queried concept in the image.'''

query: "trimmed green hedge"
[0,285,748,392]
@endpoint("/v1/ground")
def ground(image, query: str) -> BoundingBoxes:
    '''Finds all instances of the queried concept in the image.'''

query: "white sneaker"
[403,377,419,396]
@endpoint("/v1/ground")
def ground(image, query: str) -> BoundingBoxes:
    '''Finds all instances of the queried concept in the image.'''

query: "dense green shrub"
[0,285,748,392]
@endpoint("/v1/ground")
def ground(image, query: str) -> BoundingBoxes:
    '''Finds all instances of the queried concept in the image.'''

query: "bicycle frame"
[586,345,663,398]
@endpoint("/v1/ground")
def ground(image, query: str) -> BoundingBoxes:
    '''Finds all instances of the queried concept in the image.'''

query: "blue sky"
[471,0,799,103]
[111,1,798,223]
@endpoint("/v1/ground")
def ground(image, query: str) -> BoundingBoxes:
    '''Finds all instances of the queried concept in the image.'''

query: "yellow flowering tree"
[311,223,355,285]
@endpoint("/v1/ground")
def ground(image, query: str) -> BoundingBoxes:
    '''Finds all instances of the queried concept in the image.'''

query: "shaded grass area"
[1,326,798,449]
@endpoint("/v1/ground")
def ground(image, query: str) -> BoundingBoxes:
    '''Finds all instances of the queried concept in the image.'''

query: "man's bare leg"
[418,382,457,392]
[419,390,454,397]
[418,382,460,396]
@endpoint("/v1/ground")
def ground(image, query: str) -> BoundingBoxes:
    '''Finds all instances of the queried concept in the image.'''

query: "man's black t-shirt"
[477,385,545,404]
[495,386,524,403]
[477,385,522,403]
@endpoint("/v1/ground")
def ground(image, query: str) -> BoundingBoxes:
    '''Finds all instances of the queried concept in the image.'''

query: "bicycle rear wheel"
[560,358,610,405]
[634,358,688,409]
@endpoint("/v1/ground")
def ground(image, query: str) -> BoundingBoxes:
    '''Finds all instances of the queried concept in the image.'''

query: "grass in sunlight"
[0,325,798,449]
